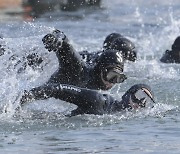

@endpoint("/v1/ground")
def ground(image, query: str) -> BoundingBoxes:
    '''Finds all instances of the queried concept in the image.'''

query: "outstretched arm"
[19,83,104,109]
[42,30,86,75]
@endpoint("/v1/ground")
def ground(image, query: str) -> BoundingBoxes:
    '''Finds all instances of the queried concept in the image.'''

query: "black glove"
[42,29,66,52]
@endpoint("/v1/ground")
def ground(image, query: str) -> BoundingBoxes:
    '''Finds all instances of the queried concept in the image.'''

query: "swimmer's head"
[121,84,155,109]
[103,33,123,50]
[110,37,137,62]
[94,49,126,90]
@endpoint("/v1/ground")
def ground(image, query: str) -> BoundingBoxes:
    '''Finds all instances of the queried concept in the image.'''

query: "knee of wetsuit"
[103,33,123,50]
[94,49,126,88]
[121,84,155,109]
[110,37,137,62]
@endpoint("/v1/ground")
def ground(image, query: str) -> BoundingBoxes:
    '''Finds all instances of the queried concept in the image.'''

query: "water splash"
[0,3,180,123]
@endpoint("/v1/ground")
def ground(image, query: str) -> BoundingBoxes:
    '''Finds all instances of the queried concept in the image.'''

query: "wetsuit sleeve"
[42,30,86,78]
[19,83,103,109]
[55,40,86,73]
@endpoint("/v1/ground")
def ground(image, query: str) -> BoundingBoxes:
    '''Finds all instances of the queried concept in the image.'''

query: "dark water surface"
[0,0,180,153]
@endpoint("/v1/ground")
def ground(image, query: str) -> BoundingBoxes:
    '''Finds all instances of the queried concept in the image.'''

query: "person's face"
[100,72,114,90]
[101,66,127,89]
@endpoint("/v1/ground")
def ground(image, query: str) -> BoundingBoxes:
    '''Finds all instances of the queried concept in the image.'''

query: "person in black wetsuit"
[0,30,136,90]
[16,31,150,116]
[160,36,180,63]
[42,29,138,90]
[42,29,128,90]
[79,32,137,64]
[19,83,155,116]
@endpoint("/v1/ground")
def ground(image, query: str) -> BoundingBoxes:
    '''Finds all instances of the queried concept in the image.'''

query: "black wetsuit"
[45,38,108,90]
[16,31,143,116]
[20,83,130,116]
[42,30,126,90]
[20,83,154,116]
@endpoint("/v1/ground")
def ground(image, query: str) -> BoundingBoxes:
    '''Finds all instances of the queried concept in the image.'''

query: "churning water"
[0,0,180,153]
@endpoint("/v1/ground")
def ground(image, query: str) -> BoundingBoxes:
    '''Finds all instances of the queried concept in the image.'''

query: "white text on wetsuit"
[59,84,81,92]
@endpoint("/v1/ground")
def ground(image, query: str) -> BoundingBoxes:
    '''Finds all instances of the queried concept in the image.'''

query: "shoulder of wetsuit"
[101,93,122,113]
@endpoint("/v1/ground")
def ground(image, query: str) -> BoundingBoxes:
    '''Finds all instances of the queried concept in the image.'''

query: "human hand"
[42,29,66,52]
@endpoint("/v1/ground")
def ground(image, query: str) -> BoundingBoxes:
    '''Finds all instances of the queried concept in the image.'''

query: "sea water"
[0,0,180,153]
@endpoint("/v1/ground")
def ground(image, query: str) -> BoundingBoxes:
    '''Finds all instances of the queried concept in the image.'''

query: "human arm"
[42,30,86,74]
[19,83,106,113]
